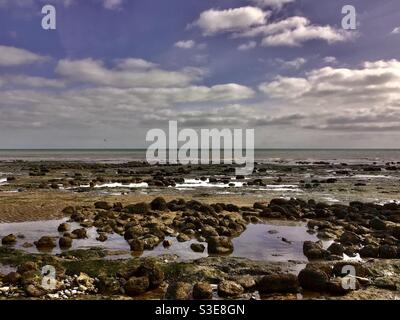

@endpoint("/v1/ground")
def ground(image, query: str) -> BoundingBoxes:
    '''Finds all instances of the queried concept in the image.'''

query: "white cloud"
[174,40,196,49]
[103,0,123,10]
[250,0,295,9]
[238,40,257,51]
[391,27,400,34]
[236,16,353,46]
[0,75,65,88]
[114,58,158,70]
[0,46,48,66]
[55,58,204,88]
[277,57,306,69]
[192,6,269,36]
[323,56,337,64]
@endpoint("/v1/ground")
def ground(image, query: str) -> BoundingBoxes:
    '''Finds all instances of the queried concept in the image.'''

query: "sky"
[1,0,400,148]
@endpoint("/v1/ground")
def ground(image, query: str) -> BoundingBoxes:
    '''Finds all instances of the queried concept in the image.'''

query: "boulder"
[359,245,379,258]
[218,280,244,297]
[257,274,299,294]
[136,261,164,289]
[59,236,73,249]
[303,241,329,260]
[94,201,112,210]
[339,231,362,245]
[150,197,168,211]
[34,236,56,249]
[71,228,87,239]
[4,272,22,285]
[165,282,192,300]
[129,238,144,252]
[125,202,150,214]
[1,234,17,245]
[190,243,205,253]
[57,223,70,232]
[193,282,213,300]
[124,276,149,296]
[207,237,234,255]
[25,284,46,297]
[298,267,329,292]
[369,218,387,230]
[379,245,398,259]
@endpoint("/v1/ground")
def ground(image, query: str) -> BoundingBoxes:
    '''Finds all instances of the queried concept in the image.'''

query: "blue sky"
[1,0,400,148]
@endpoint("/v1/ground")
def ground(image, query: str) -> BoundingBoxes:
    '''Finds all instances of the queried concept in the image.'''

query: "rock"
[57,223,70,232]
[333,262,372,278]
[4,272,22,285]
[207,237,234,255]
[218,280,244,297]
[17,261,38,274]
[298,267,329,292]
[339,231,362,245]
[124,276,149,296]
[327,242,344,256]
[257,274,299,294]
[236,275,256,290]
[359,245,379,258]
[190,243,205,253]
[162,240,172,248]
[62,206,76,215]
[150,197,168,211]
[125,202,150,214]
[71,228,87,239]
[96,233,108,242]
[26,284,46,297]
[328,278,357,295]
[177,233,191,242]
[1,234,17,245]
[129,238,144,252]
[59,236,72,249]
[34,236,56,249]
[94,201,112,210]
[369,218,387,230]
[137,261,164,289]
[193,282,213,300]
[97,276,121,295]
[165,282,192,300]
[303,241,329,260]
[379,245,398,259]
[373,277,397,290]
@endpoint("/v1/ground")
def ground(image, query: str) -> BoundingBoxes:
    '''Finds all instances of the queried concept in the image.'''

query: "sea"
[0,149,399,164]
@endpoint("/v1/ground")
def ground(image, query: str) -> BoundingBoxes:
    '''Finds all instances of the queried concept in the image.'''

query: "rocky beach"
[1,153,400,300]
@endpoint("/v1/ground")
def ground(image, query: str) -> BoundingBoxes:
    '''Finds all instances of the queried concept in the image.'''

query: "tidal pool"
[0,219,326,262]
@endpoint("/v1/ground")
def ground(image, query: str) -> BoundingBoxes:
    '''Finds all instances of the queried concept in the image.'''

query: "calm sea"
[0,149,400,164]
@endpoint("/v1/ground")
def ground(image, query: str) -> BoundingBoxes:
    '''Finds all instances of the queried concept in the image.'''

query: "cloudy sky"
[1,0,400,148]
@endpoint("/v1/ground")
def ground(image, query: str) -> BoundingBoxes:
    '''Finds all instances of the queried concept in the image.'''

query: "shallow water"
[0,219,325,263]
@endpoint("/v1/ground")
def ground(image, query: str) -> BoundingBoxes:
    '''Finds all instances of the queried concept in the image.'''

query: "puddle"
[0,220,326,262]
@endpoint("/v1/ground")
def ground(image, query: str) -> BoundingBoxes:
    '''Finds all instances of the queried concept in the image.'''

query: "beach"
[0,150,400,300]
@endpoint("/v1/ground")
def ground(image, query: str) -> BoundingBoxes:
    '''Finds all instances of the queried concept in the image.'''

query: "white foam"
[343,253,362,262]
[174,178,244,189]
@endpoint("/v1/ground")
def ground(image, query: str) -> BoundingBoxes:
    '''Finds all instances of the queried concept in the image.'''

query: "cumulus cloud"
[192,6,269,36]
[0,75,65,88]
[391,27,400,34]
[235,16,353,46]
[0,46,48,66]
[55,58,205,88]
[323,56,337,64]
[238,41,257,51]
[277,57,306,69]
[174,40,196,49]
[250,0,295,9]
[103,0,123,10]
[260,59,400,131]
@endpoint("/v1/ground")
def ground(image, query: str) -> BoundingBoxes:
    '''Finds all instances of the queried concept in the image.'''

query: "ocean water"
[0,149,400,164]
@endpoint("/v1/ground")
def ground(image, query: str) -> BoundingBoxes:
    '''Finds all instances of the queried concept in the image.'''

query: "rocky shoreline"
[0,160,400,300]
